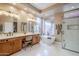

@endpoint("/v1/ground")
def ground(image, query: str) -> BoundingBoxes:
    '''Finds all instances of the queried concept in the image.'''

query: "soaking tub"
[41,35,55,45]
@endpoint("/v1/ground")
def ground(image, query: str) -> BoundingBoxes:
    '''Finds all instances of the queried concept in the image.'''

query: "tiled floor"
[12,41,79,56]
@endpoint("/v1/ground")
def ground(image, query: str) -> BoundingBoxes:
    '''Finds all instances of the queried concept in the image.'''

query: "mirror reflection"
[0,15,16,33]
[0,14,37,34]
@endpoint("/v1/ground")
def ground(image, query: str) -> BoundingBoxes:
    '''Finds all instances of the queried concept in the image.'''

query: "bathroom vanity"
[0,33,40,56]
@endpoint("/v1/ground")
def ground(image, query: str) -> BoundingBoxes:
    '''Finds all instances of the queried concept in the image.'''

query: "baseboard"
[62,47,79,54]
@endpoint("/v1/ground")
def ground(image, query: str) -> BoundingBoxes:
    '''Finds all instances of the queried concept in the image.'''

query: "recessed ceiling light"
[12,3,16,5]
[20,10,25,14]
[71,6,74,8]
[24,8,27,10]
[70,13,73,14]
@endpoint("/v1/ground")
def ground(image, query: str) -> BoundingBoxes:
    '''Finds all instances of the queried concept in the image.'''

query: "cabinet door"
[36,35,40,43]
[0,43,3,55]
[32,35,36,45]
[13,37,22,52]
[0,41,13,56]
[32,35,40,45]
[8,39,14,54]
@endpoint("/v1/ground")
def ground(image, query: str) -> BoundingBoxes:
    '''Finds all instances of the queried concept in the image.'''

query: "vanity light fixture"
[11,3,16,5]
[0,10,20,19]
[24,8,27,11]
[0,11,9,16]
[27,18,35,22]
[9,6,16,13]
[27,18,32,21]
[10,13,20,19]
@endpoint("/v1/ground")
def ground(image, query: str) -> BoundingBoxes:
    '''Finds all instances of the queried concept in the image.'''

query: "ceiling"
[10,3,79,22]
[30,3,55,10]
[30,3,79,19]
[64,3,79,12]
[64,9,79,18]
[20,3,64,19]
[29,3,63,21]
[64,3,79,18]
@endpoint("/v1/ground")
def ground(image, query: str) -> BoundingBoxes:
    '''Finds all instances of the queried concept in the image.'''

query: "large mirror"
[26,21,35,33]
[21,22,27,33]
[0,15,18,33]
[0,13,42,34]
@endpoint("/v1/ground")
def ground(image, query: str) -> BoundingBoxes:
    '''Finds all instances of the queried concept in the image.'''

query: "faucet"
[6,32,13,36]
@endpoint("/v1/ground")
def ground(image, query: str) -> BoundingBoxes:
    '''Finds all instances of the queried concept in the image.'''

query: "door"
[62,17,79,52]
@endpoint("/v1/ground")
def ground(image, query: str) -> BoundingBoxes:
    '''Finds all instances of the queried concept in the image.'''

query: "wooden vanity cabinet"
[32,35,40,45]
[0,37,23,56]
[0,39,14,56]
[0,34,40,56]
[13,37,22,53]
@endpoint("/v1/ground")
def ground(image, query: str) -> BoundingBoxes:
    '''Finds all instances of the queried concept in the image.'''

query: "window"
[34,17,41,33]
[44,21,55,36]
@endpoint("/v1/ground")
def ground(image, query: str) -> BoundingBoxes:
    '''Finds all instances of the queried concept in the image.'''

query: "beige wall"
[54,12,64,42]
